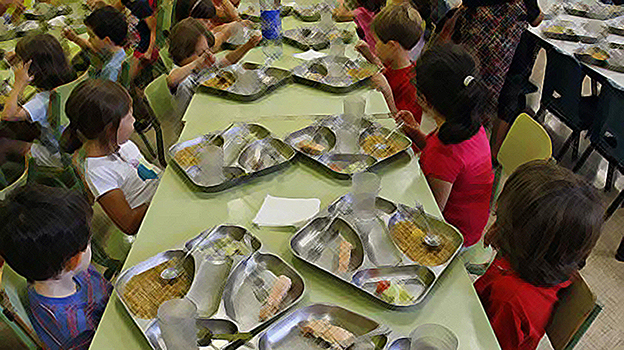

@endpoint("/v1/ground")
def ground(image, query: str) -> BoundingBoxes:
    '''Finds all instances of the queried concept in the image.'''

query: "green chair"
[159,47,174,73]
[156,0,174,48]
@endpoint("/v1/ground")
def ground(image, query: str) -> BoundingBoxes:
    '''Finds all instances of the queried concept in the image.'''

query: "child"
[63,6,128,82]
[333,0,385,54]
[478,160,603,350]
[63,79,161,236]
[0,184,113,350]
[173,0,243,51]
[116,0,158,62]
[0,34,76,167]
[167,18,260,120]
[365,3,424,122]
[396,44,493,247]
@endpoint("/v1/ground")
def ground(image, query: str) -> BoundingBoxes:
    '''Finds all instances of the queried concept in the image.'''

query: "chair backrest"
[591,79,624,165]
[156,0,173,48]
[546,273,600,350]
[541,47,585,129]
[0,265,34,332]
[0,163,28,201]
[144,74,176,124]
[159,48,173,73]
[498,113,553,174]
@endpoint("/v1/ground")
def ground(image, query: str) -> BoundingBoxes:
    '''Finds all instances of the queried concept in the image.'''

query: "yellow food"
[123,260,193,319]
[203,72,236,90]
[360,135,402,159]
[347,67,375,80]
[390,221,455,266]
[589,47,610,61]
[174,144,204,168]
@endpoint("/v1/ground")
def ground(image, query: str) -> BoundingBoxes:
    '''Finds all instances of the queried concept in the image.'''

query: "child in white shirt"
[63,79,160,235]
[0,34,76,167]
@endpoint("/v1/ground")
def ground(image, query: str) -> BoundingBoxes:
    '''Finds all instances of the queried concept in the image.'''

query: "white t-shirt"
[23,91,64,167]
[85,141,161,209]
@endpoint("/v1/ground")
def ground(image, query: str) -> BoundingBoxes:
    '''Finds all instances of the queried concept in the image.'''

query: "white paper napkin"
[253,195,321,226]
[293,49,328,61]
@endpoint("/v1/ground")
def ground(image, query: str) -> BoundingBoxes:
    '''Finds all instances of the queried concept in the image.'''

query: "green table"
[90,9,500,350]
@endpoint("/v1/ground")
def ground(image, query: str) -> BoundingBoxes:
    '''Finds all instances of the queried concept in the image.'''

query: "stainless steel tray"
[290,195,463,308]
[293,5,321,22]
[115,226,305,350]
[564,4,624,20]
[284,116,412,178]
[284,27,354,51]
[239,4,293,22]
[199,63,291,102]
[291,56,379,93]
[170,123,296,191]
[387,337,410,350]
[257,303,388,350]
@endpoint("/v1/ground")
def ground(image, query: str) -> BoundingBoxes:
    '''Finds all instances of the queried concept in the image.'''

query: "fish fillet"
[300,319,356,349]
[337,240,353,273]
[258,275,292,321]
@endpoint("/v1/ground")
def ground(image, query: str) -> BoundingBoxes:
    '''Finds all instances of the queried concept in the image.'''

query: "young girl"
[396,43,493,247]
[478,160,603,350]
[63,79,161,236]
[333,0,385,54]
[1,34,76,167]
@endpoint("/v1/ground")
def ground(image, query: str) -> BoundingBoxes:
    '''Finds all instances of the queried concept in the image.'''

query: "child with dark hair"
[64,6,128,82]
[0,33,76,167]
[360,3,424,122]
[0,184,113,350]
[478,160,603,350]
[167,18,260,119]
[63,79,160,236]
[333,0,386,54]
[396,43,493,247]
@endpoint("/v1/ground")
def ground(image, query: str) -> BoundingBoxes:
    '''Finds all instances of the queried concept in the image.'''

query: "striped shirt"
[28,266,112,350]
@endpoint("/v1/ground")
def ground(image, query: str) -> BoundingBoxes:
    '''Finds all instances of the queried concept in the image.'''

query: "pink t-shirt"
[353,7,377,55]
[419,127,493,246]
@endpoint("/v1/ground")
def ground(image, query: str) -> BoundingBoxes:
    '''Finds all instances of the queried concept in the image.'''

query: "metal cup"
[186,257,233,317]
[409,324,459,350]
[199,145,226,185]
[157,298,199,350]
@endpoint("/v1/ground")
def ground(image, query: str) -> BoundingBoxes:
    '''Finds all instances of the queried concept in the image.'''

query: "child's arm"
[425,176,453,210]
[142,13,158,60]
[332,2,354,22]
[370,73,398,115]
[97,189,149,235]
[222,33,261,66]
[395,110,427,149]
[355,41,383,69]
[63,27,93,52]
[1,60,31,122]
[166,51,216,90]
[215,0,240,22]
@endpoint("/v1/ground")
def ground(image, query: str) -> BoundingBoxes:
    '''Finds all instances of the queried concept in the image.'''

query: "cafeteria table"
[89,10,500,350]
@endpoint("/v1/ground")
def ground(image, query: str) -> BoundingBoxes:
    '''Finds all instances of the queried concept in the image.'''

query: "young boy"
[167,18,260,119]
[0,185,113,350]
[478,160,603,350]
[358,3,424,123]
[63,5,129,82]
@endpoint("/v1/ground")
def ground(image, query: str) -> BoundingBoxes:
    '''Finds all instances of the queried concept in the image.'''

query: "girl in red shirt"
[477,160,603,350]
[396,43,493,247]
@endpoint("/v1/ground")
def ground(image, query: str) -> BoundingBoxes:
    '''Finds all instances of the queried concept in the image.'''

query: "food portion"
[375,280,415,305]
[259,275,292,321]
[123,260,193,319]
[200,236,252,258]
[545,25,576,36]
[297,139,327,156]
[360,135,402,159]
[390,221,455,266]
[587,46,610,60]
[300,318,356,349]
[346,66,375,81]
[328,160,369,173]
[174,143,205,168]
[337,240,353,273]
[203,72,236,90]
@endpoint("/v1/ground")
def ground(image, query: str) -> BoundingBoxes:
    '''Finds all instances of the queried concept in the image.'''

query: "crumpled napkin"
[293,49,328,61]
[253,194,321,226]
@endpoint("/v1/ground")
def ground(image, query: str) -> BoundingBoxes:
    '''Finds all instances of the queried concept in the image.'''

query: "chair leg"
[605,163,615,192]
[571,133,580,161]
[137,129,157,160]
[152,119,167,168]
[573,145,594,173]
[616,234,624,261]
[534,106,547,124]
[556,131,578,161]
[605,190,624,220]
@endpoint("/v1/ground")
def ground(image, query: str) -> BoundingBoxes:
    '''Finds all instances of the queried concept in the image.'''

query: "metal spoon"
[348,325,392,349]
[161,227,215,280]
[197,329,254,347]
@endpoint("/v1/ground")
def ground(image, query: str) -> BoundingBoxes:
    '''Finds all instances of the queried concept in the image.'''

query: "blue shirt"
[28,266,113,350]
[95,49,127,82]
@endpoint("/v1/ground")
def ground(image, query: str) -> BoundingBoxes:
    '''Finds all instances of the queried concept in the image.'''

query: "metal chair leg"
[573,145,594,173]
[571,133,580,161]
[137,129,157,160]
[616,234,624,261]
[535,106,547,124]
[605,163,615,192]
[152,119,167,168]
[556,131,578,161]
[605,190,624,220]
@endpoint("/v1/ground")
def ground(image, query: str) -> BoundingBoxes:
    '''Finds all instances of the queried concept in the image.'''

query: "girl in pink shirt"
[396,43,494,247]
[333,0,384,54]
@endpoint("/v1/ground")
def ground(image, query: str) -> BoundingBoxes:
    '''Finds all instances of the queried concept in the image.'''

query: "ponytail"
[60,124,83,154]
[415,43,485,144]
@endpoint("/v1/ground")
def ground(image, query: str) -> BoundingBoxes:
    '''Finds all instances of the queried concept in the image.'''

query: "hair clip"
[464,75,475,87]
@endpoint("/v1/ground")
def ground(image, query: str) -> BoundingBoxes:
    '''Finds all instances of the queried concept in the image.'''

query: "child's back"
[478,160,603,350]
[84,6,129,82]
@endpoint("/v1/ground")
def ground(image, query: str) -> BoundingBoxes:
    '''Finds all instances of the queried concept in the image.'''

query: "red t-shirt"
[419,127,493,246]
[475,257,572,350]
[384,63,422,124]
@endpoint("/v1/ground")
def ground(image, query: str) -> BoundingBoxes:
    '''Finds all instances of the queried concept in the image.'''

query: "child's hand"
[62,27,79,42]
[13,60,33,88]
[370,73,391,94]
[395,110,420,129]
[247,33,262,47]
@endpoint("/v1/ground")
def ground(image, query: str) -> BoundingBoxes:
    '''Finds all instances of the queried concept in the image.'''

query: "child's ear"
[64,252,83,272]
[103,36,115,47]
[388,40,402,51]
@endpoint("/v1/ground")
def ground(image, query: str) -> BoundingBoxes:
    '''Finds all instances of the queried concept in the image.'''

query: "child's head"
[174,0,216,24]
[489,160,604,287]
[408,0,432,24]
[169,18,216,66]
[84,5,128,52]
[0,185,93,282]
[15,33,75,91]
[371,3,424,64]
[64,79,133,154]
[357,0,385,13]
[415,43,485,144]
